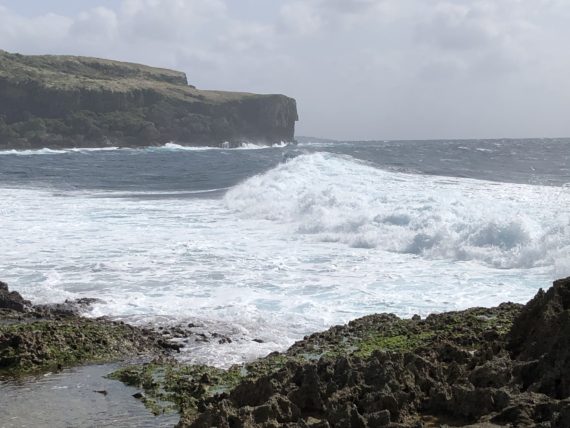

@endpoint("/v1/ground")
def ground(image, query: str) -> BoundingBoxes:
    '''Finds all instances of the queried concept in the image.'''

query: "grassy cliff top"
[0,50,263,104]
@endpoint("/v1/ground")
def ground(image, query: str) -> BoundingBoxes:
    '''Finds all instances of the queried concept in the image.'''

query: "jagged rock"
[469,357,512,388]
[34,297,105,317]
[106,278,570,428]
[0,281,30,312]
[508,276,570,398]
[0,281,172,374]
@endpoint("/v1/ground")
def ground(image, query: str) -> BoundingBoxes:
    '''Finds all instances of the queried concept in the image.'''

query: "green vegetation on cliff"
[0,50,298,149]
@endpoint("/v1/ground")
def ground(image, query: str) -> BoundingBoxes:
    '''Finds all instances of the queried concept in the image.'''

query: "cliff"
[0,51,298,148]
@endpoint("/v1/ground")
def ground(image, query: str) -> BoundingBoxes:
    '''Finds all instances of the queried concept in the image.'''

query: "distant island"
[0,51,298,149]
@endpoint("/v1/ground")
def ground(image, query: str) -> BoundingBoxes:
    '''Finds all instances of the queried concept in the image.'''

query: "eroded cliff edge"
[0,51,298,149]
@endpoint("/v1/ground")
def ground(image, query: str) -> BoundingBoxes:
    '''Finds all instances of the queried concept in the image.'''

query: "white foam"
[158,142,289,151]
[157,143,218,151]
[226,153,570,270]
[0,146,124,155]
[69,146,120,152]
[0,148,70,155]
[0,141,289,156]
[0,152,566,367]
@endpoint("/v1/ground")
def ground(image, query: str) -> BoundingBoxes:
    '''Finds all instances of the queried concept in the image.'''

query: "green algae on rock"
[0,50,298,149]
[0,318,167,375]
[110,303,523,425]
[111,278,570,427]
[0,282,172,376]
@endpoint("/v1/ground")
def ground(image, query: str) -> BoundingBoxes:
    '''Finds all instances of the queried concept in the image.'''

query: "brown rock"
[0,281,30,312]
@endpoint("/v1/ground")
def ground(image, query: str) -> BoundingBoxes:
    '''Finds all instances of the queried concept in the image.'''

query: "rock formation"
[0,282,175,374]
[5,276,570,427]
[0,280,30,312]
[113,278,570,427]
[0,50,298,149]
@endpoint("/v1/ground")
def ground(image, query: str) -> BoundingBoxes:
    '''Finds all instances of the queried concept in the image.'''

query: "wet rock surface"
[4,278,570,426]
[113,278,570,427]
[508,277,570,400]
[0,283,173,376]
[0,281,31,312]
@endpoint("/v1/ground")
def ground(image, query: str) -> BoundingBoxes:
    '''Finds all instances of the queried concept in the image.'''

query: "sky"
[1,0,569,140]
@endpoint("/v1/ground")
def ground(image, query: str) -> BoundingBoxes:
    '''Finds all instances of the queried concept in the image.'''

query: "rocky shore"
[2,278,570,427]
[113,278,570,427]
[0,281,175,375]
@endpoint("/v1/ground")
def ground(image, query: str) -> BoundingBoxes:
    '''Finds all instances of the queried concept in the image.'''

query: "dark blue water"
[0,138,569,194]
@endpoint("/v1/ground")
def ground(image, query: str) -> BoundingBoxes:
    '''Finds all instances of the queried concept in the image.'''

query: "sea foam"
[1,151,567,366]
[226,153,570,270]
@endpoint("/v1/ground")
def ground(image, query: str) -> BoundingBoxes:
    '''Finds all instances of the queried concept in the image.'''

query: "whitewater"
[0,139,569,367]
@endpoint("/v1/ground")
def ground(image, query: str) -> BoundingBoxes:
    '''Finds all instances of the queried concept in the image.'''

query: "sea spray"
[225,153,570,269]
[1,145,568,366]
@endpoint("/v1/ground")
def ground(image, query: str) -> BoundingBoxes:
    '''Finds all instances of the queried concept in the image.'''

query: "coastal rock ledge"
[3,278,570,427]
[0,281,174,374]
[113,278,570,427]
[0,50,298,149]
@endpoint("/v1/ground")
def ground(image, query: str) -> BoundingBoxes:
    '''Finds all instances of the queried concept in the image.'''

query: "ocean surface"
[1,138,569,367]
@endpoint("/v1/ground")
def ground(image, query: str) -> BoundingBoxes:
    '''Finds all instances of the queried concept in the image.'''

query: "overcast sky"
[1,0,569,140]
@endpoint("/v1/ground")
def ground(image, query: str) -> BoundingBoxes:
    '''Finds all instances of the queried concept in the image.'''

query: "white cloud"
[121,0,228,43]
[279,2,322,35]
[0,0,569,139]
[0,6,72,51]
[416,3,498,51]
[413,0,542,81]
[70,7,118,42]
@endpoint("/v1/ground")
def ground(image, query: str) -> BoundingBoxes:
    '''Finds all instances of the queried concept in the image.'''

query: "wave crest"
[225,153,570,269]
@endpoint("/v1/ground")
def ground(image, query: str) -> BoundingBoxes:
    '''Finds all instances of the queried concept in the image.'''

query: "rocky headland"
[0,50,298,149]
[2,278,570,427]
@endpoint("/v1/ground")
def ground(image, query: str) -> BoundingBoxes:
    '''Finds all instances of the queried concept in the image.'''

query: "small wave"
[0,146,124,155]
[69,147,120,152]
[0,141,290,155]
[154,143,219,152]
[0,148,70,155]
[155,142,289,151]
[88,187,231,199]
[225,153,570,270]
[237,141,288,150]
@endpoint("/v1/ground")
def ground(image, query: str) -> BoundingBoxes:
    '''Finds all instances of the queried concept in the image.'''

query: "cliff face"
[0,51,298,148]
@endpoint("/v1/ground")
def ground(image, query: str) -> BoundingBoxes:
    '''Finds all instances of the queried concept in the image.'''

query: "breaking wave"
[158,142,289,151]
[225,153,570,269]
[0,141,290,156]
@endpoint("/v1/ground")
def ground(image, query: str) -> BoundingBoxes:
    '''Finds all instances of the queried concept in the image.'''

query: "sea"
[1,137,569,367]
